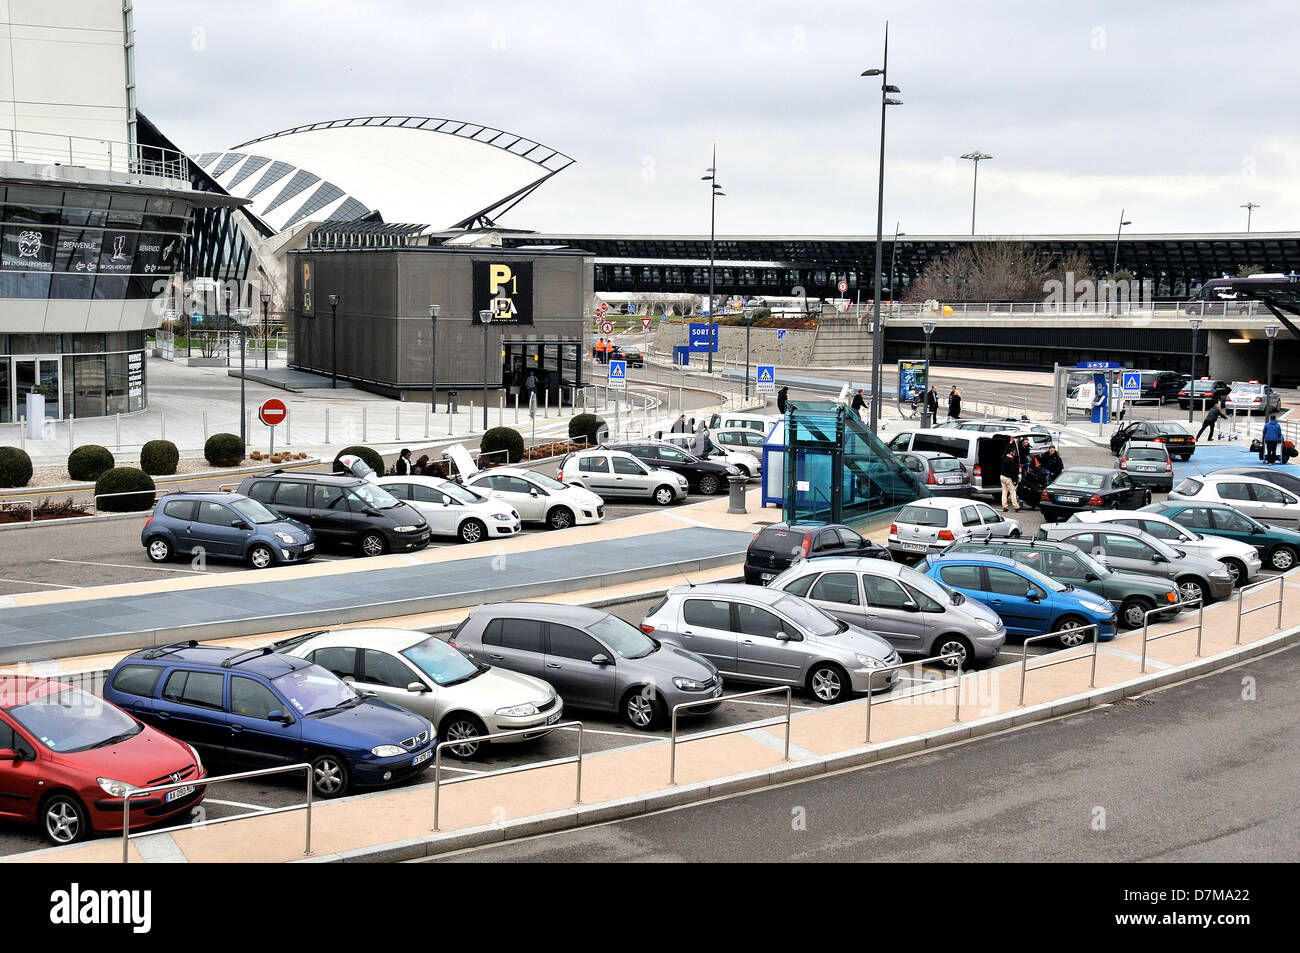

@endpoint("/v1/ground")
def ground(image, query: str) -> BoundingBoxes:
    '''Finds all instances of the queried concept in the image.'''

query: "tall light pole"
[1241,202,1260,233]
[479,309,493,430]
[701,147,724,374]
[429,304,440,413]
[961,151,992,235]
[863,22,902,434]
[1112,209,1131,277]
[328,293,340,388]
[234,308,251,443]
[888,224,905,312]
[743,308,754,401]
[921,319,936,427]
[260,291,271,369]
[1187,316,1202,424]
[1265,324,1279,390]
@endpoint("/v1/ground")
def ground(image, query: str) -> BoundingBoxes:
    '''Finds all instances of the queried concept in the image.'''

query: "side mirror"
[901,601,920,613]
[406,681,430,694]
[775,631,793,641]
[1151,553,1167,563]
[231,520,251,530]
[365,507,381,518]
[0,748,19,762]
[1085,572,1100,582]
[529,488,539,497]
[266,710,293,725]
[1026,589,1042,603]
[591,654,612,666]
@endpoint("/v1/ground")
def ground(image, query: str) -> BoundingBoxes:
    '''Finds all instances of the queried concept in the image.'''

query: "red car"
[0,676,206,845]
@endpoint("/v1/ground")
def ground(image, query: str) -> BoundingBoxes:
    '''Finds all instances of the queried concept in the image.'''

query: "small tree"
[67,445,115,482]
[94,467,155,512]
[569,413,607,447]
[204,433,245,467]
[333,445,385,475]
[481,427,524,464]
[0,447,33,488]
[140,439,180,476]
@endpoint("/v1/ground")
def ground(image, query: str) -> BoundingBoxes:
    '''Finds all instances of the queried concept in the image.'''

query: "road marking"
[553,725,648,740]
[1100,644,1171,669]
[48,558,211,575]
[204,797,270,811]
[743,727,816,760]
[437,765,483,774]
[736,699,814,711]
[132,832,189,863]
[0,577,80,589]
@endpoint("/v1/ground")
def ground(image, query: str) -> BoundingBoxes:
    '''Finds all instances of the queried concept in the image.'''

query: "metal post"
[160,411,165,441]
[115,413,121,448]
[239,327,246,444]
[707,144,718,375]
[329,297,339,389]
[498,392,503,428]
[304,765,313,856]
[362,405,367,442]
[262,295,270,370]
[395,404,401,441]
[324,408,329,444]
[514,393,519,424]
[424,406,430,439]
[429,304,439,415]
[953,667,961,723]
[203,411,208,441]
[1188,319,1201,424]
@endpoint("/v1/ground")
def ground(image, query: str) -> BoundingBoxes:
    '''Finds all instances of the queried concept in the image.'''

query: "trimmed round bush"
[94,467,155,512]
[204,432,245,468]
[140,439,179,476]
[569,413,607,447]
[333,445,385,475]
[67,444,115,482]
[0,446,33,488]
[481,427,524,464]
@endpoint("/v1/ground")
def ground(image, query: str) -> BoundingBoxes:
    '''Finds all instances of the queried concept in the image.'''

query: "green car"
[1141,501,1300,573]
[944,538,1182,629]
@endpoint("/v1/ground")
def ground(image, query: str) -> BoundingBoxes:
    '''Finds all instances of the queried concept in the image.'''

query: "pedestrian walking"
[670,414,688,434]
[692,421,711,457]
[1263,414,1283,464]
[850,389,865,415]
[394,448,412,476]
[524,370,537,401]
[1000,447,1024,512]
[947,386,962,421]
[777,385,789,414]
[1195,403,1223,442]
[925,385,939,422]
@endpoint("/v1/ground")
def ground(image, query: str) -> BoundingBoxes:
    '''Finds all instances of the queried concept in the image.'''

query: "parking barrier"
[122,762,312,863]
[864,652,962,742]
[431,720,584,831]
[0,499,36,523]
[1018,624,1101,706]
[669,686,791,785]
[1235,574,1286,646]
[1140,598,1203,673]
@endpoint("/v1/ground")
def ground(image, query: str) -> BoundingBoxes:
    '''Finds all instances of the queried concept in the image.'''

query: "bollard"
[470,400,475,428]
[115,413,121,448]
[545,389,550,418]
[498,393,504,428]
[324,408,330,443]
[447,405,452,435]
[424,406,430,439]
[160,411,166,442]
[68,416,75,452]
[514,393,519,425]
[203,411,209,441]
[362,406,368,442]
[286,413,292,446]
[395,405,401,441]
[726,474,748,514]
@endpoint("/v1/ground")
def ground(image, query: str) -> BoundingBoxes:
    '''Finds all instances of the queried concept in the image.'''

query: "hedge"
[481,427,524,464]
[333,445,385,476]
[140,439,179,476]
[204,432,245,468]
[94,467,155,512]
[569,413,607,447]
[67,445,115,482]
[0,446,33,488]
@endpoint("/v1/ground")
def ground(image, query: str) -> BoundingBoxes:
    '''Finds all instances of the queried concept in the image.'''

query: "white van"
[885,427,1034,496]
[1067,379,1125,415]
[705,411,780,435]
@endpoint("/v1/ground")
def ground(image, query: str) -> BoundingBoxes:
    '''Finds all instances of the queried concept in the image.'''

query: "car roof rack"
[142,639,199,660]
[221,646,275,668]
[272,630,328,652]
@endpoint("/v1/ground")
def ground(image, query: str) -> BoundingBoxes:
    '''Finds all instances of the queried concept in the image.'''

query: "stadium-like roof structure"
[194,116,575,233]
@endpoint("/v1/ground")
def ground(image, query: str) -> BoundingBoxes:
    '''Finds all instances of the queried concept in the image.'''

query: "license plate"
[302,543,314,551]
[1058,495,1080,504]
[760,572,775,582]
[546,711,562,725]
[941,476,960,484]
[165,785,195,803]
[902,541,926,551]
[412,749,432,766]
[1137,465,1156,471]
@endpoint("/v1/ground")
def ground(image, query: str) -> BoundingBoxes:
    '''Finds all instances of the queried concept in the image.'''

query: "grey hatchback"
[142,491,316,568]
[450,603,722,730]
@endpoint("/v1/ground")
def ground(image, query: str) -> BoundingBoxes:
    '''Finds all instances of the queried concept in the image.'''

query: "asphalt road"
[427,642,1300,863]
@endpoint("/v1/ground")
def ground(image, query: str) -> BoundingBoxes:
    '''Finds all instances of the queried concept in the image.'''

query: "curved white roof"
[194,116,574,233]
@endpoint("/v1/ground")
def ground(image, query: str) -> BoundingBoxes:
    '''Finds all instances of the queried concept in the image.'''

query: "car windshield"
[347,483,403,510]
[526,472,569,492]
[401,635,483,685]
[1153,422,1190,435]
[272,664,360,716]
[897,504,948,527]
[929,457,964,473]
[8,686,142,753]
[1232,384,1263,394]
[1127,448,1167,462]
[588,614,656,659]
[440,482,486,505]
[774,596,841,637]
[1006,562,1068,594]
[1052,472,1105,490]
[229,497,282,524]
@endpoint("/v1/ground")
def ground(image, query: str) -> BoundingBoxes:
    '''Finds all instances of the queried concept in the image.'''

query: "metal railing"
[669,686,791,785]
[431,720,584,831]
[91,489,158,514]
[864,652,962,742]
[3,128,189,185]
[1140,598,1204,672]
[844,300,1271,320]
[122,762,313,863]
[0,499,36,524]
[1235,575,1286,645]
[1018,624,1101,706]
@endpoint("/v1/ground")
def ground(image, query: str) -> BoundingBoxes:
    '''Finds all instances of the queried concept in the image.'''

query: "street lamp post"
[743,308,754,401]
[429,304,440,414]
[888,224,905,313]
[479,309,493,430]
[260,291,271,369]
[1188,316,1202,423]
[328,293,340,389]
[1265,324,1279,390]
[701,147,725,374]
[1241,202,1260,233]
[863,22,902,434]
[960,151,992,235]
[921,320,936,427]
[1112,209,1132,277]
[234,308,251,443]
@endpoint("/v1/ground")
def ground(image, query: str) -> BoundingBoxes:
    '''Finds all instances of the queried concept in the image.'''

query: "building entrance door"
[14,357,61,421]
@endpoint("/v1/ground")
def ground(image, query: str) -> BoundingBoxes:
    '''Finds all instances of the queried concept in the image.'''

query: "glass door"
[14,357,61,421]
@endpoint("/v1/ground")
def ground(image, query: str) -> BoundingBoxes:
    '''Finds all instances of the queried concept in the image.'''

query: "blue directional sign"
[1076,361,1122,369]
[756,364,776,394]
[608,359,627,391]
[776,328,786,340]
[1122,371,1141,395]
[688,323,719,352]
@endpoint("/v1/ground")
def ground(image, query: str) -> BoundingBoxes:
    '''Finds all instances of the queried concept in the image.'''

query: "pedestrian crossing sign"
[608,359,627,390]
[1122,371,1141,396]
[756,364,775,394]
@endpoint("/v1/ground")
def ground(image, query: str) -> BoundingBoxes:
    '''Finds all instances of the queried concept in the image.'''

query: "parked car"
[375,476,520,543]
[1224,381,1281,416]
[1110,420,1197,460]
[705,411,780,434]
[0,675,206,845]
[658,430,761,477]
[894,450,972,497]
[554,448,689,504]
[604,440,738,495]
[610,345,645,367]
[712,426,768,455]
[104,642,435,798]
[886,427,1040,496]
[945,538,1181,630]
[1177,378,1231,410]
[889,497,1020,560]
[450,603,722,729]
[1211,466,1300,497]
[1038,467,1152,522]
[1141,499,1300,572]
[463,466,605,529]
[767,557,1005,668]
[1066,510,1262,586]
[946,419,1053,450]
[641,583,900,700]
[238,470,430,557]
[142,491,316,568]
[1117,440,1174,492]
[918,553,1117,646]
[1034,522,1235,605]
[1168,473,1300,530]
[275,628,563,759]
[1132,369,1186,405]
[745,520,890,585]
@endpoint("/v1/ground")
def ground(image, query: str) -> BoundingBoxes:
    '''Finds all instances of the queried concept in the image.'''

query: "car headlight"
[974,618,998,632]
[855,654,885,668]
[393,525,421,533]
[676,475,688,485]
[511,510,520,519]
[371,745,406,757]
[274,531,295,544]
[491,513,513,521]
[97,777,138,798]
[496,704,539,717]
[187,743,203,770]
[725,466,740,475]
[1081,601,1110,615]
[1210,569,1231,580]
[673,677,708,691]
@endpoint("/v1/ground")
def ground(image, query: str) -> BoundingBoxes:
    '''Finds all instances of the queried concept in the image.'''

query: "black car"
[1210,466,1300,496]
[1038,466,1153,523]
[1134,369,1185,405]
[745,521,890,585]
[237,470,431,557]
[1110,420,1197,460]
[605,440,735,495]
[610,345,645,367]
[1177,378,1231,410]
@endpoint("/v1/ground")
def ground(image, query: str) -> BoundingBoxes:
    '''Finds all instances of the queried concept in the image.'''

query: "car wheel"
[736,465,752,478]
[310,752,350,798]
[145,536,173,563]
[1220,558,1246,588]
[622,687,664,731]
[441,713,488,759]
[1054,615,1091,648]
[934,634,974,670]
[653,485,676,506]
[1269,545,1296,572]
[359,532,386,558]
[458,518,486,544]
[1009,528,1022,538]
[247,543,275,569]
[1119,596,1154,630]
[1143,489,1152,506]
[698,474,721,495]
[547,506,574,530]
[808,662,851,703]
[1176,577,1207,606]
[41,793,89,845]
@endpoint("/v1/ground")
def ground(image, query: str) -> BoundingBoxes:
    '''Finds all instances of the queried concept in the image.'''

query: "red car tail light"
[890,523,898,535]
[972,464,982,480]
[938,529,955,541]
[926,471,936,485]
[639,624,656,635]
[1087,494,1104,506]
[1120,456,1127,467]
[801,533,811,555]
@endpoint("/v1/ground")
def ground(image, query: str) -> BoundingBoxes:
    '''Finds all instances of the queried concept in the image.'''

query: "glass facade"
[0,332,146,423]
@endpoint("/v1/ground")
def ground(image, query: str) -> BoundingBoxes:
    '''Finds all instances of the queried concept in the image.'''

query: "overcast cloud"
[134,0,1299,236]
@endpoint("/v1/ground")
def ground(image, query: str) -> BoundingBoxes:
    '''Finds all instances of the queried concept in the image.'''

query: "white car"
[658,431,761,476]
[374,475,521,544]
[889,497,1021,559]
[1066,510,1263,586]
[1169,473,1300,530]
[712,426,768,455]
[278,627,564,759]
[706,411,780,434]
[463,466,605,530]
[1224,381,1281,416]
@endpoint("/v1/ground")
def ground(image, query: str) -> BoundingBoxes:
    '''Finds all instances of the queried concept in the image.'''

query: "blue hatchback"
[142,491,316,569]
[104,643,435,798]
[919,553,1117,647]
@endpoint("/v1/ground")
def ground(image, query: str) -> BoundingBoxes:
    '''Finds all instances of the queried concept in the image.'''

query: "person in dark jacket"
[414,454,430,475]
[777,386,789,413]
[1263,415,1284,464]
[1017,436,1032,470]
[670,414,689,433]
[850,390,865,414]
[394,449,412,475]
[925,385,939,422]
[1040,445,1064,479]
[947,387,962,421]
[1196,403,1224,442]
[1000,448,1024,512]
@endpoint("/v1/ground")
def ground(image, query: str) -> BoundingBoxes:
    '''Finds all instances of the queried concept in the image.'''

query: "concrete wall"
[809,316,873,367]
[653,323,815,366]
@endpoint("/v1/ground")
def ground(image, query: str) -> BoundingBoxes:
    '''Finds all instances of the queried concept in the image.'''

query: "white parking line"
[553,725,648,739]
[204,798,270,811]
[438,765,483,774]
[738,699,815,711]
[0,577,79,589]
[48,558,210,575]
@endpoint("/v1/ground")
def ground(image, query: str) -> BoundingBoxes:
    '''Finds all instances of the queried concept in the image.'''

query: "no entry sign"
[259,398,288,427]
[837,279,848,293]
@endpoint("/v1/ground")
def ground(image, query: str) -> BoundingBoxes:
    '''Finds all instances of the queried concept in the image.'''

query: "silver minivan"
[556,449,688,504]
[767,557,1005,669]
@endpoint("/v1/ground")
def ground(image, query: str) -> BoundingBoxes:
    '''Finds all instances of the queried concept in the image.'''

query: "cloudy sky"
[134,0,1299,236]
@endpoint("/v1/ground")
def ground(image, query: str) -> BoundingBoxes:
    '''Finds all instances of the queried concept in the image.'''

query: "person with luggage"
[1196,402,1224,442]
[1263,415,1283,464]
[1001,447,1026,512]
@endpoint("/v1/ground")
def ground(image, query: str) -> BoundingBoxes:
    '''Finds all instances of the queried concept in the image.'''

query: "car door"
[1109,471,1144,507]
[160,498,198,554]
[975,503,1014,538]
[544,623,619,711]
[577,454,618,496]
[308,483,358,547]
[269,480,313,528]
[225,674,303,766]
[858,572,927,651]
[985,566,1051,635]
[1094,531,1168,579]
[155,668,230,757]
[477,617,547,679]
[804,570,870,628]
[611,453,654,499]
[187,500,249,558]
[406,483,458,536]
[0,715,41,822]
[734,601,805,684]
[810,528,843,557]
[678,597,740,673]
[1214,481,1260,521]
[1248,482,1300,529]
[357,647,430,711]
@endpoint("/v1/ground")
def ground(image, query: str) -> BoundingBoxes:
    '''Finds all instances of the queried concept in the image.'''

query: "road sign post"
[1122,370,1141,400]
[756,364,776,396]
[258,398,288,455]
[608,359,627,392]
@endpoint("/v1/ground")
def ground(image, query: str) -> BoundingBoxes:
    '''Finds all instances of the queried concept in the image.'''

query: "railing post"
[1235,589,1245,645]
[304,764,313,856]
[1196,599,1204,657]
[324,408,330,444]
[575,724,584,804]
[395,404,401,441]
[362,405,368,442]
[953,666,961,723]
[1019,642,1031,706]
[115,413,121,448]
